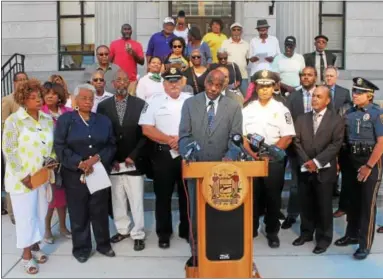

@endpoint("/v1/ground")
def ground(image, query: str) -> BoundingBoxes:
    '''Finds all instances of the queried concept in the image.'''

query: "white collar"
[229,37,243,44]
[314,107,327,116]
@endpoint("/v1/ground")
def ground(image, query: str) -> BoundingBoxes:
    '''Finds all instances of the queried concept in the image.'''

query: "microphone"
[182,141,201,162]
[231,134,253,161]
[247,133,286,161]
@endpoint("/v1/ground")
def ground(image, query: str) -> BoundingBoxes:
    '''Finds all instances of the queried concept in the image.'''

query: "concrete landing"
[1,209,383,278]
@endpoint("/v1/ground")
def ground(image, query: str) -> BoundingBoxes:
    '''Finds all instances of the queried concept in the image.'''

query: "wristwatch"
[366,164,373,170]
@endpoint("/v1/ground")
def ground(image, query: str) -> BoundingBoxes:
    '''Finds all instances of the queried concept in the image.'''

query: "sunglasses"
[173,45,182,49]
[93,78,105,82]
[191,55,201,59]
[218,57,228,61]
[97,53,109,57]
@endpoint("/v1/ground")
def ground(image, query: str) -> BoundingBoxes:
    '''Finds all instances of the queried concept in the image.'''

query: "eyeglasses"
[191,56,201,59]
[173,45,183,49]
[92,78,105,82]
[218,57,228,61]
[97,53,109,57]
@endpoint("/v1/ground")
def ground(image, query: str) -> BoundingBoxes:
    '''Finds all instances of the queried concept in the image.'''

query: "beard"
[116,89,128,95]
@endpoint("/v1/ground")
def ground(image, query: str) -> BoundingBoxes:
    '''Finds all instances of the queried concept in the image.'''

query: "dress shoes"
[313,246,327,254]
[277,211,286,220]
[97,248,116,257]
[292,236,313,246]
[134,240,145,251]
[353,248,370,260]
[74,252,90,263]
[266,235,280,248]
[334,236,358,247]
[281,217,296,229]
[185,256,198,267]
[333,209,346,218]
[110,233,130,243]
[158,237,170,249]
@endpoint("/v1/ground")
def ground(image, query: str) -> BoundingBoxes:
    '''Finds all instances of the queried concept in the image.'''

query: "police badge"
[357,78,363,86]
[363,113,370,121]
[261,70,268,78]
[170,68,177,74]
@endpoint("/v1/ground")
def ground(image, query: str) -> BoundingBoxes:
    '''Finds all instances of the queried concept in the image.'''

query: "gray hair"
[73,83,96,97]
[325,65,339,76]
[217,48,228,56]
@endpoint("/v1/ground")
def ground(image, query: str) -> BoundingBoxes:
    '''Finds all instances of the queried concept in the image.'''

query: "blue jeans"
[240,79,249,97]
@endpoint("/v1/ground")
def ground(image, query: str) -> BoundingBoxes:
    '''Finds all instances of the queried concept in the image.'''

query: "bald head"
[216,66,230,89]
[312,85,331,112]
[121,23,132,39]
[205,70,225,100]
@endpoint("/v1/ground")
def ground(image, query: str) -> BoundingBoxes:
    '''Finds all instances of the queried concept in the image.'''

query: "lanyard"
[78,111,89,127]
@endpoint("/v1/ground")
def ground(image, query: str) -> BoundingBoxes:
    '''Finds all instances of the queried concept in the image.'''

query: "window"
[319,1,346,69]
[57,1,95,70]
[171,1,232,17]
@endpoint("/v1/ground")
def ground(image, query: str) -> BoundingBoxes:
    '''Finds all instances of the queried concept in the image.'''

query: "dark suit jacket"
[293,109,344,179]
[286,89,305,123]
[303,51,337,68]
[179,93,242,162]
[97,96,148,176]
[329,84,351,112]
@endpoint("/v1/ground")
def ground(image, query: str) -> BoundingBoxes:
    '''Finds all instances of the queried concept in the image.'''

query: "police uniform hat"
[162,67,183,82]
[352,77,380,94]
[251,70,277,85]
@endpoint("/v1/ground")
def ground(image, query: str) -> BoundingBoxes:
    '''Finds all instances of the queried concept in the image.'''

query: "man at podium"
[179,70,243,267]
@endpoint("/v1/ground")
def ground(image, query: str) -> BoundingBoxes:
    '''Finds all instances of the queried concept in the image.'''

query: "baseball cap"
[230,22,243,29]
[163,17,175,25]
[285,36,296,46]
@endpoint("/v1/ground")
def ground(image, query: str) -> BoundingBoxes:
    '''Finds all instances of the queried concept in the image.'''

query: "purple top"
[146,31,177,62]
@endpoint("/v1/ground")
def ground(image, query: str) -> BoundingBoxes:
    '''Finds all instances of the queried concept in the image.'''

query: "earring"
[75,106,79,111]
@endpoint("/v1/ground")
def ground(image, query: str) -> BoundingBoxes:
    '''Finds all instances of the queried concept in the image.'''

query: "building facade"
[2,0,383,97]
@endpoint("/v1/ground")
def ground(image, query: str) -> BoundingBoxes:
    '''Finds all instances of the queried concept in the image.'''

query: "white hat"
[163,17,175,25]
[230,22,243,29]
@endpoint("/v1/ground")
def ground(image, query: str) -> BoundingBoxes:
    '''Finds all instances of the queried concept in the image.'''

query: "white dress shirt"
[242,98,295,145]
[205,94,220,114]
[249,35,281,76]
[313,107,327,168]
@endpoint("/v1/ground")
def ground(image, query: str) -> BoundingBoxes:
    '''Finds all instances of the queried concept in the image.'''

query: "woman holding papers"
[2,79,56,275]
[54,84,116,263]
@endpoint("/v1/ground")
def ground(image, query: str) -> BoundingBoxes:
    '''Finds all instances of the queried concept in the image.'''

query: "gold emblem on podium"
[202,163,248,211]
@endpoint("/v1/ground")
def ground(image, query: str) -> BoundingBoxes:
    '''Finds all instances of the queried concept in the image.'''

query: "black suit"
[328,85,351,112]
[303,51,337,68]
[293,109,344,248]
[97,95,149,175]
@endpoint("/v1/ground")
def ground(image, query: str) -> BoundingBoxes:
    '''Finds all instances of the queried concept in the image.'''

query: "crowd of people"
[1,11,383,275]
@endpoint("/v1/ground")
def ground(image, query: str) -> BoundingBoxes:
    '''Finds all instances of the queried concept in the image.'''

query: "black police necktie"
[207,100,215,131]
[319,53,325,82]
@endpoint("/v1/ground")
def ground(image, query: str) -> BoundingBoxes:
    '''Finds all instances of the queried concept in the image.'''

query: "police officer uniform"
[138,68,190,248]
[334,77,382,260]
[243,70,296,247]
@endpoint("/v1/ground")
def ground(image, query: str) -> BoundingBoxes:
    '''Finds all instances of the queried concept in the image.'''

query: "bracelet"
[366,164,373,170]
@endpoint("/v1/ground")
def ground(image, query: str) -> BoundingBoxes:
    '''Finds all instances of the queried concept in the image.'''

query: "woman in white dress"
[2,79,56,274]
[136,56,165,100]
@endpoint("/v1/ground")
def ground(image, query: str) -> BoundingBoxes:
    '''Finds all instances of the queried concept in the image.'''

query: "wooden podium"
[182,160,268,278]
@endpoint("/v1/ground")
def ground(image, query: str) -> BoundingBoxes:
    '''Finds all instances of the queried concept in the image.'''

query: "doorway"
[169,1,235,37]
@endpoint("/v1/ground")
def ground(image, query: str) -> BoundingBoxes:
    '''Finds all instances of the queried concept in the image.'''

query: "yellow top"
[202,32,228,63]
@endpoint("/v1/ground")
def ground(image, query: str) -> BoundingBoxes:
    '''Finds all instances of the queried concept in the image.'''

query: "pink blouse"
[41,105,72,125]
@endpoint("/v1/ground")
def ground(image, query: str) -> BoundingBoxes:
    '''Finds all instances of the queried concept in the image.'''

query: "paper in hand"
[85,162,112,194]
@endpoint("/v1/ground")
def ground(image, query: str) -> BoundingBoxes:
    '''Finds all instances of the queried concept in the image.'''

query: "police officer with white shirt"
[243,70,296,248]
[138,68,190,249]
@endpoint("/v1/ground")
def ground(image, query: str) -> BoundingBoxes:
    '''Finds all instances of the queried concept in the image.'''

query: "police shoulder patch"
[285,112,292,124]
[141,103,149,114]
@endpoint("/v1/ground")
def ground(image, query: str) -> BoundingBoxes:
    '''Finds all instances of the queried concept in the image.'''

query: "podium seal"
[202,163,248,211]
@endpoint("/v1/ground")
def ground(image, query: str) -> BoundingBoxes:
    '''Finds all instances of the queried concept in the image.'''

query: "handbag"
[230,63,242,96]
[54,164,63,188]
[191,68,200,94]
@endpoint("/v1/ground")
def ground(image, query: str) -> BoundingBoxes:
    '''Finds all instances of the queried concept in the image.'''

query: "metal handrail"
[1,53,25,97]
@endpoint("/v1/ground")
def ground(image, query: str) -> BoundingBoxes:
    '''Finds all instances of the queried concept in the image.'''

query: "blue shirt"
[185,42,212,65]
[345,103,383,145]
[146,31,176,62]
[54,111,116,172]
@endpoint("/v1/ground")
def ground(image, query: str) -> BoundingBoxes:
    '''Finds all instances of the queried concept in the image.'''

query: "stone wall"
[2,1,58,72]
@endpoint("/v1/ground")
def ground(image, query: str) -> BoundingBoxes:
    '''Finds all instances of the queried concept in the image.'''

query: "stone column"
[276,1,319,54]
